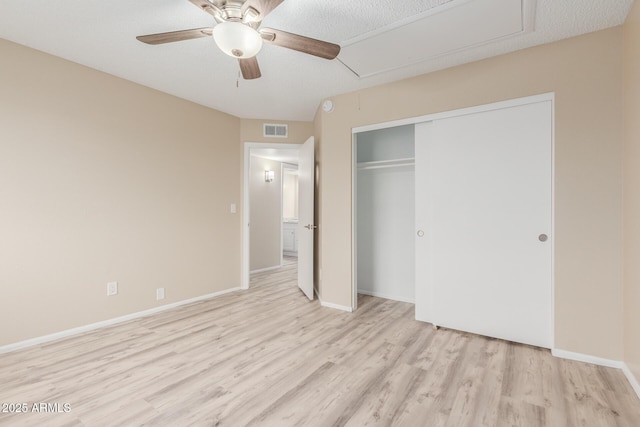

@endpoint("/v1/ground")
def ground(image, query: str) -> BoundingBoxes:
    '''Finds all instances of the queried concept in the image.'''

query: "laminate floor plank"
[344,362,429,427]
[450,338,507,427]
[443,338,497,427]
[199,350,336,426]
[1,258,639,426]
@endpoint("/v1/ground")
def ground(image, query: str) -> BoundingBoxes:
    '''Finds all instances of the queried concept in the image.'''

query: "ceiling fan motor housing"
[206,0,259,24]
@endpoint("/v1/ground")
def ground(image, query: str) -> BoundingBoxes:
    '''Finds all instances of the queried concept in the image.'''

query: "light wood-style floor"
[1,259,639,426]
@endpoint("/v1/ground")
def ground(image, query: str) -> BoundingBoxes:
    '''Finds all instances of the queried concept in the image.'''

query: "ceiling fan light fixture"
[213,21,263,58]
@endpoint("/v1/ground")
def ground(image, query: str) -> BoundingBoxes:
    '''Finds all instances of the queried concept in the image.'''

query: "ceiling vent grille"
[263,123,288,138]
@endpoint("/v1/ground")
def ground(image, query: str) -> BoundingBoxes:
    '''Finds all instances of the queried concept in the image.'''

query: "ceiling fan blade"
[239,57,262,80]
[260,28,340,60]
[136,28,213,45]
[188,0,222,19]
[242,0,285,21]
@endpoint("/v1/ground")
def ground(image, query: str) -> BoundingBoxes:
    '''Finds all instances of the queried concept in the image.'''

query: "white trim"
[622,363,640,399]
[551,348,623,369]
[243,145,250,290]
[243,142,302,290]
[352,93,555,134]
[357,289,415,304]
[351,133,358,312]
[0,287,242,354]
[250,265,281,274]
[280,163,284,268]
[549,95,556,349]
[319,298,354,312]
[532,348,640,400]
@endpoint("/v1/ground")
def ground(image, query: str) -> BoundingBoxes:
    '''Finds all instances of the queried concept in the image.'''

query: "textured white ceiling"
[0,0,634,121]
[339,0,526,78]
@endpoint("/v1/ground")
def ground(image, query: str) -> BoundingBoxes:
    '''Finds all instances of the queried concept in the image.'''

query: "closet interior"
[355,124,415,303]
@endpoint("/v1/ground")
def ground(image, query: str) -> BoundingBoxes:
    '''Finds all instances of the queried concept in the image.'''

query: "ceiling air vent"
[263,123,288,138]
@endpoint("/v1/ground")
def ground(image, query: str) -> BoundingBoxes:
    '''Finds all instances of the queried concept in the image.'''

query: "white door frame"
[350,93,555,348]
[351,134,358,311]
[242,142,302,289]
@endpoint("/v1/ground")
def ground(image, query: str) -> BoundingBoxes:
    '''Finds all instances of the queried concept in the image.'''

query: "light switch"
[230,203,237,214]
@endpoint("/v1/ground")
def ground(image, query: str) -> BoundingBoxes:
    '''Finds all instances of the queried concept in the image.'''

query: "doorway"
[242,139,316,299]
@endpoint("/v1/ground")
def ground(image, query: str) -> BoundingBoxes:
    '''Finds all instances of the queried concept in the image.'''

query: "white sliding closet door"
[415,100,552,348]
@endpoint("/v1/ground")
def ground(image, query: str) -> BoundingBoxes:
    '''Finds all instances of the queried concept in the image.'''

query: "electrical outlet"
[107,281,118,296]
[156,288,165,300]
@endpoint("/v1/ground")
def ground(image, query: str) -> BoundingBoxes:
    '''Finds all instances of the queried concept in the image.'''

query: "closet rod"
[357,158,415,170]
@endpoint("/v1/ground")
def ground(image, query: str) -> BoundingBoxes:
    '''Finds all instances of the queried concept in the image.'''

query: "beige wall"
[0,39,241,346]
[249,156,282,271]
[624,1,640,384]
[316,28,625,359]
[240,119,313,145]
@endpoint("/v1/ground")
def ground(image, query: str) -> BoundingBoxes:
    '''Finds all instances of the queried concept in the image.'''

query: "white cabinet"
[283,222,298,256]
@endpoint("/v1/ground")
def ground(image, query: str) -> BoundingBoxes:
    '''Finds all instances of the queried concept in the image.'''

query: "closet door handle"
[305,224,318,230]
[417,230,424,237]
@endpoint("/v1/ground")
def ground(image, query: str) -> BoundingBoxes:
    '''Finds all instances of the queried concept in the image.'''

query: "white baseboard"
[0,287,242,354]
[622,363,640,399]
[250,265,281,274]
[544,349,640,400]
[319,299,353,312]
[357,289,415,304]
[551,348,623,369]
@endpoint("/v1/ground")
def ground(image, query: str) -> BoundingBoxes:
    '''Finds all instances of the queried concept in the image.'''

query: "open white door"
[297,137,315,300]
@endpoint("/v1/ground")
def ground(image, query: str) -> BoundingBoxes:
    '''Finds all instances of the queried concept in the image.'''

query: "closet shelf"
[357,158,415,170]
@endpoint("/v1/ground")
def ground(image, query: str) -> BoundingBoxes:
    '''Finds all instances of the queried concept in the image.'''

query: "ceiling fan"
[136,0,341,80]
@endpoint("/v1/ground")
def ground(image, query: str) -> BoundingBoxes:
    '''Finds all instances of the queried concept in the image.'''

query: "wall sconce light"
[265,170,275,182]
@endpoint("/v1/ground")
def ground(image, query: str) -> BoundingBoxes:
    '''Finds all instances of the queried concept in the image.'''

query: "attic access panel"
[339,0,534,78]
